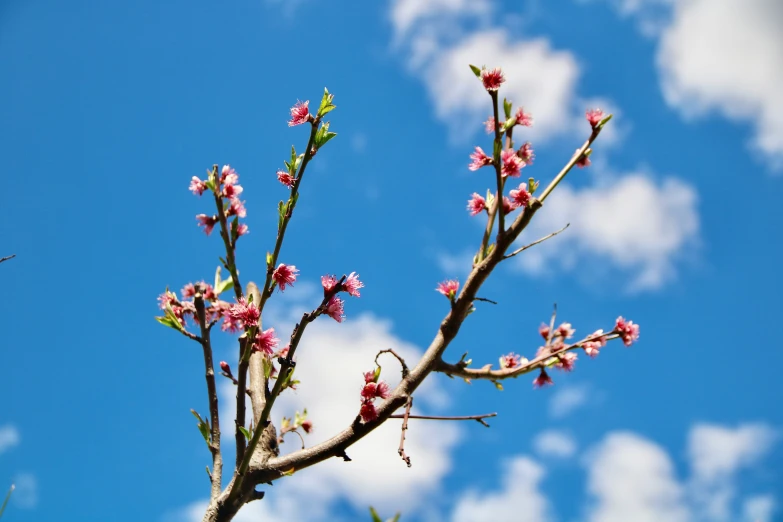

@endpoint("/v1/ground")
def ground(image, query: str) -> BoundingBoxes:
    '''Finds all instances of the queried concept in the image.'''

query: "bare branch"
[0,254,15,265]
[194,285,223,501]
[398,396,413,468]
[503,223,569,260]
[390,412,497,427]
[374,349,409,379]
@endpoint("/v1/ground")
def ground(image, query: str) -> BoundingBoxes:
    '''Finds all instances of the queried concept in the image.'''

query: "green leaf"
[493,139,501,158]
[369,507,383,522]
[468,64,482,77]
[388,514,401,522]
[204,179,216,192]
[503,98,512,119]
[598,113,613,129]
[266,252,273,268]
[318,87,336,117]
[262,357,273,379]
[501,117,517,132]
[238,426,251,441]
[528,177,538,195]
[290,145,297,166]
[215,275,234,296]
[214,266,222,291]
[493,381,504,391]
[372,365,382,383]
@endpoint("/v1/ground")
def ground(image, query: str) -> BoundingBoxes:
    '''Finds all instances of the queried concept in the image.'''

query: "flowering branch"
[157,71,638,522]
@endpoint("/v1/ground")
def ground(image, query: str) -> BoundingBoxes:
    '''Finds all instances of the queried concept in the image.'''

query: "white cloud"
[0,424,20,454]
[595,0,783,171]
[549,383,590,418]
[583,425,779,522]
[451,456,553,522]
[688,423,778,521]
[390,0,492,40]
[742,495,777,522]
[11,473,37,509]
[514,172,699,291]
[533,429,577,459]
[179,304,460,521]
[584,432,692,522]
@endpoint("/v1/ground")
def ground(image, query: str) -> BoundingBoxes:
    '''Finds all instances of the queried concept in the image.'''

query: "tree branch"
[0,254,15,265]
[397,396,413,467]
[389,412,497,427]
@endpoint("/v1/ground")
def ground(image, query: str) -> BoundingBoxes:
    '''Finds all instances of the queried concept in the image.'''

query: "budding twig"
[503,223,570,260]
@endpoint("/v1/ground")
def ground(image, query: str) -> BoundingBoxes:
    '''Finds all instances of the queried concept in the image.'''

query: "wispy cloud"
[0,425,20,455]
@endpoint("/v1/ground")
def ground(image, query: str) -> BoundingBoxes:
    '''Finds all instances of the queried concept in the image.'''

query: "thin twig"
[546,304,558,348]
[375,349,409,378]
[503,223,570,260]
[474,297,497,305]
[0,254,15,265]
[279,429,305,450]
[398,396,413,468]
[390,412,497,427]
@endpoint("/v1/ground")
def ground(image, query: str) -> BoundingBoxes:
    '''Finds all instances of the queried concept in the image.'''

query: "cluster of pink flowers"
[615,316,640,346]
[499,352,524,369]
[191,165,250,239]
[157,284,248,333]
[320,272,364,322]
[359,370,391,423]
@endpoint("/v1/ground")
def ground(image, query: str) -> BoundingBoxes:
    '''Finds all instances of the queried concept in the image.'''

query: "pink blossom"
[509,183,530,208]
[533,369,554,388]
[467,193,486,216]
[375,381,391,399]
[539,323,551,340]
[222,183,243,199]
[576,149,591,168]
[468,147,492,171]
[236,223,249,237]
[518,142,535,164]
[582,329,607,357]
[515,108,533,127]
[615,316,640,346]
[277,170,295,188]
[343,272,364,297]
[557,322,575,339]
[157,291,177,310]
[288,100,310,126]
[221,165,239,186]
[272,263,299,292]
[361,382,378,400]
[484,116,497,134]
[555,351,577,372]
[501,148,524,178]
[436,279,460,300]
[219,361,231,374]
[586,108,604,128]
[276,345,290,359]
[300,419,313,433]
[254,327,279,355]
[499,352,522,369]
[227,297,260,327]
[481,67,505,91]
[226,198,246,218]
[325,295,345,322]
[189,176,208,196]
[364,371,377,384]
[359,400,378,423]
[181,283,197,299]
[196,214,218,235]
[502,196,517,215]
[321,274,339,293]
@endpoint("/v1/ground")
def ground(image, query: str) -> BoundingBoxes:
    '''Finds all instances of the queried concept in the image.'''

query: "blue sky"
[1,0,782,521]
